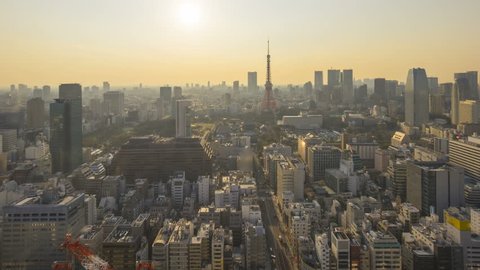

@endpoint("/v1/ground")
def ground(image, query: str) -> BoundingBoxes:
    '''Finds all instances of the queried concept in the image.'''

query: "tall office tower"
[160,86,173,116]
[173,86,182,99]
[42,85,51,100]
[176,99,192,138]
[449,136,480,181]
[59,83,82,101]
[385,80,399,98]
[1,193,85,270]
[212,228,225,270]
[374,78,387,102]
[459,100,480,124]
[171,171,185,210]
[429,94,445,115]
[405,68,429,127]
[276,156,305,202]
[50,84,83,173]
[33,87,43,99]
[328,69,341,89]
[103,91,125,116]
[26,97,45,129]
[245,222,267,269]
[160,86,172,101]
[451,82,460,125]
[247,71,258,94]
[197,176,211,206]
[440,82,454,96]
[428,77,439,93]
[307,145,342,181]
[387,160,407,202]
[365,231,401,269]
[455,77,471,100]
[261,41,277,111]
[314,71,324,91]
[406,161,464,217]
[232,80,240,93]
[102,81,110,92]
[341,69,354,105]
[355,84,368,103]
[455,71,478,100]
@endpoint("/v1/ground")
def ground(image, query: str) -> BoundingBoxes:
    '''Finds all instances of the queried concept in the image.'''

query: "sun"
[178,3,202,28]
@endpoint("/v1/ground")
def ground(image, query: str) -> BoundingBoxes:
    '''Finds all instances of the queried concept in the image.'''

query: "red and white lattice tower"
[261,41,277,111]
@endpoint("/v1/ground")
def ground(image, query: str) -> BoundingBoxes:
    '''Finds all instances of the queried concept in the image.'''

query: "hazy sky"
[1,0,479,87]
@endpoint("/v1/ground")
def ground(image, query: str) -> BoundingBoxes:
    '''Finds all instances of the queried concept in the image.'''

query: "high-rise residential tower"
[451,81,460,125]
[248,72,257,93]
[405,68,429,127]
[176,99,192,138]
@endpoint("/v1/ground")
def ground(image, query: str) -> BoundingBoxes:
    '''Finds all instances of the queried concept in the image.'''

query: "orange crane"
[53,233,113,270]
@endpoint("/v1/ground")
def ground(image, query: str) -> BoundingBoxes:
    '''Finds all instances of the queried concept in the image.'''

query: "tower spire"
[261,40,276,111]
[266,40,271,83]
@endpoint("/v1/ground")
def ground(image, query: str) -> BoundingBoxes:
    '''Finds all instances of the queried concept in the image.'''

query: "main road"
[254,156,295,270]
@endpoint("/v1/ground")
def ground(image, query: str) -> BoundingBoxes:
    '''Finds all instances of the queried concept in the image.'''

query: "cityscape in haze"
[1,1,480,270]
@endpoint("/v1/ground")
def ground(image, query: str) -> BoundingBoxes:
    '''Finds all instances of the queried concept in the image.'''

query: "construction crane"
[53,233,113,270]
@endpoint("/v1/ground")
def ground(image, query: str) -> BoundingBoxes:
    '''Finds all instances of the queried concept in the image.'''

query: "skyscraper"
[26,97,45,129]
[328,69,341,89]
[50,83,83,173]
[454,71,478,100]
[247,72,257,93]
[314,71,323,91]
[176,99,192,138]
[103,90,125,116]
[160,86,173,117]
[405,68,429,127]
[451,82,460,125]
[233,80,240,93]
[102,81,110,92]
[374,78,386,102]
[261,41,277,111]
[341,69,353,105]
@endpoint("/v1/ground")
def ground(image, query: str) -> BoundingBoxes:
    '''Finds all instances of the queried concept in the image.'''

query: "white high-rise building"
[171,171,185,210]
[405,68,429,127]
[197,176,211,206]
[276,156,305,202]
[175,100,192,138]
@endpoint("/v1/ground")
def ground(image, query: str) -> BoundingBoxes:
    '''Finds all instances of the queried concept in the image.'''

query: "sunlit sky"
[1,0,479,87]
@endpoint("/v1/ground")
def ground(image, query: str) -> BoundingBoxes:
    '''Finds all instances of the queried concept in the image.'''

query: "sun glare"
[178,3,201,28]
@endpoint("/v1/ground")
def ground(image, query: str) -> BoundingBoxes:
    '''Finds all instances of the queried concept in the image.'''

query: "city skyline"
[1,0,480,86]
